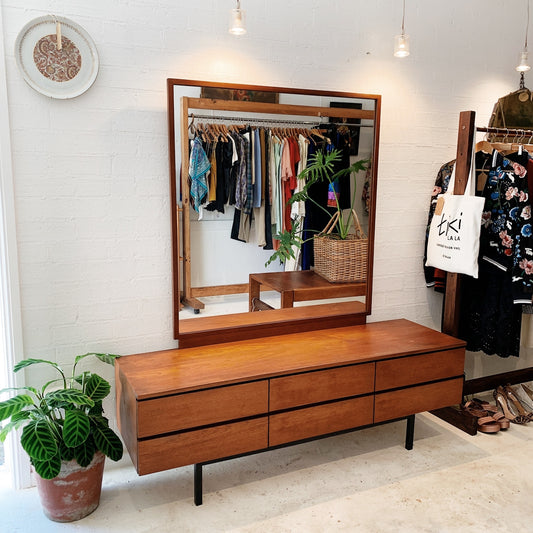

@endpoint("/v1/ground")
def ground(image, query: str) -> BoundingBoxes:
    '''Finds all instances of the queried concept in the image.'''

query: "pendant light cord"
[401,0,406,35]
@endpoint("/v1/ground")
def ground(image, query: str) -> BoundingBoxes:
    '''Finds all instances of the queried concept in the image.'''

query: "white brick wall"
[2,0,533,419]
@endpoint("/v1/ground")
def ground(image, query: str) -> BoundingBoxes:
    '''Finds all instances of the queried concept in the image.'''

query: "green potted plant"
[266,149,369,283]
[0,352,123,522]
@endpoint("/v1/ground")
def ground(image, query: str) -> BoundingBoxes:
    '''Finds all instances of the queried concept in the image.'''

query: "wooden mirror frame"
[167,79,381,348]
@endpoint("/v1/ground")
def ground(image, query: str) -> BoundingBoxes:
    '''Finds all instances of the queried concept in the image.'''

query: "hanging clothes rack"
[188,113,374,128]
[175,96,378,314]
[433,111,533,434]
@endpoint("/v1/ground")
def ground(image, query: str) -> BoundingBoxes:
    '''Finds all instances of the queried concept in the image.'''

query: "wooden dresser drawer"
[270,363,375,411]
[270,395,374,446]
[137,417,268,475]
[137,381,268,438]
[374,377,463,423]
[375,348,465,392]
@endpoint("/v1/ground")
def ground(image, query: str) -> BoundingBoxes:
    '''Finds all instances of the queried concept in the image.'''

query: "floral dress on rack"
[460,151,533,358]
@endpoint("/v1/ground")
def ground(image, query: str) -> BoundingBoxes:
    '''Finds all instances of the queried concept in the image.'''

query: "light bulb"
[229,7,246,35]
[394,34,410,58]
[516,50,531,72]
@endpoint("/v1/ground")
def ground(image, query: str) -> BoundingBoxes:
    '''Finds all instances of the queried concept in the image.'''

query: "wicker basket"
[314,210,368,283]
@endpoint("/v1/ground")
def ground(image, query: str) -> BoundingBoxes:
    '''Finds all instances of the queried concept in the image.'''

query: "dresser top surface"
[116,319,465,400]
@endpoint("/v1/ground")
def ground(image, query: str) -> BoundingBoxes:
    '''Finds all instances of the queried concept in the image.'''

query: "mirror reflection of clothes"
[189,125,354,268]
[301,127,352,270]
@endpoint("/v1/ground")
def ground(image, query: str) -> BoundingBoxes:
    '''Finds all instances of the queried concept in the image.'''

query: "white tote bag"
[426,152,485,278]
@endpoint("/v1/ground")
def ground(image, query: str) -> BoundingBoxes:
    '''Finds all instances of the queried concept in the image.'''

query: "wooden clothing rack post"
[433,110,533,434]
[178,96,375,313]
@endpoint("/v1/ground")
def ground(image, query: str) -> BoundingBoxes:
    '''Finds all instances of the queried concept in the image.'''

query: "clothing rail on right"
[431,110,533,434]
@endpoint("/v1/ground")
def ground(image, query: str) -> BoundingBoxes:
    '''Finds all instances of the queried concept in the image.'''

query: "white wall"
[1,1,532,417]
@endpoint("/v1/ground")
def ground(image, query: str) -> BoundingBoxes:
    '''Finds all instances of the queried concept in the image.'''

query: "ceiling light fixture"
[394,0,410,58]
[516,0,531,75]
[229,0,246,36]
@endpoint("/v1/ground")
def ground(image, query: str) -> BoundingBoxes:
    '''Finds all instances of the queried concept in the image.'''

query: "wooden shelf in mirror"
[168,79,381,347]
[249,271,366,310]
[179,301,367,348]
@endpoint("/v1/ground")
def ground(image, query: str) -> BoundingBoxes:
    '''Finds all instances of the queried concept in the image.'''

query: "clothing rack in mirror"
[187,113,374,128]
[431,111,533,435]
[177,96,376,316]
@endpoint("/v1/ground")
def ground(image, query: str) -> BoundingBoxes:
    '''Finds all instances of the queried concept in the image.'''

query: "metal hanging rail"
[187,113,374,128]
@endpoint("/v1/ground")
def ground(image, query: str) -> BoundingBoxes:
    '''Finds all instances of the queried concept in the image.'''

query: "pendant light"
[229,0,246,36]
[516,0,531,72]
[394,0,410,57]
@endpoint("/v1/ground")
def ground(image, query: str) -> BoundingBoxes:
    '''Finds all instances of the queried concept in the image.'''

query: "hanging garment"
[188,137,210,213]
[253,128,262,209]
[361,162,372,215]
[460,260,522,358]
[423,159,457,288]
[281,137,301,232]
[291,134,308,219]
[488,88,533,133]
[425,149,533,358]
[301,138,329,269]
[227,132,241,206]
[285,134,310,271]
[205,137,233,213]
[262,129,273,250]
[480,151,533,303]
[207,142,217,202]
[234,132,249,211]
[330,127,352,210]
[271,134,283,241]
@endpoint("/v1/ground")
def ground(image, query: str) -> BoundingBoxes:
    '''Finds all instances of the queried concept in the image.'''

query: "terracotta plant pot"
[35,451,105,522]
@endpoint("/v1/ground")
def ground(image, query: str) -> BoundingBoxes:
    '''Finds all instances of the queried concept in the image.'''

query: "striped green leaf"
[74,436,96,467]
[0,395,34,421]
[85,374,111,401]
[0,412,30,442]
[74,352,120,367]
[62,410,90,448]
[59,441,75,461]
[13,359,61,373]
[46,389,94,409]
[20,419,58,461]
[91,418,123,461]
[32,453,62,479]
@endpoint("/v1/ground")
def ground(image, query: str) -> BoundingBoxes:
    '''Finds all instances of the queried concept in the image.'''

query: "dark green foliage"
[266,149,369,267]
[0,353,123,479]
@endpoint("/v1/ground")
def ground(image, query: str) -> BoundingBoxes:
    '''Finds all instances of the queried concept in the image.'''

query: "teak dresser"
[116,319,465,505]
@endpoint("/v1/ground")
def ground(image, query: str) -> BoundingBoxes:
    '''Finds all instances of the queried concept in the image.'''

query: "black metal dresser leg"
[405,414,415,450]
[194,464,203,505]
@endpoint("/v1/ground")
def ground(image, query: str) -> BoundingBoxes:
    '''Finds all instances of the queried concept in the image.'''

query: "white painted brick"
[4,0,531,430]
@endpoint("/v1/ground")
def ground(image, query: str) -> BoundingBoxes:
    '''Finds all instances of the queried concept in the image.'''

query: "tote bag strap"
[446,132,476,197]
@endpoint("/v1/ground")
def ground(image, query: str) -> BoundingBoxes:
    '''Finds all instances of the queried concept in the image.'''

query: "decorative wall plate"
[15,16,99,99]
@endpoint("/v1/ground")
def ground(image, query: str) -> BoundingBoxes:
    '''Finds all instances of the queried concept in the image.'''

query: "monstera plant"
[0,353,123,480]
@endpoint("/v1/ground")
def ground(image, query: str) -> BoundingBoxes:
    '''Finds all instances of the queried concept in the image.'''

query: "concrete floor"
[1,411,533,532]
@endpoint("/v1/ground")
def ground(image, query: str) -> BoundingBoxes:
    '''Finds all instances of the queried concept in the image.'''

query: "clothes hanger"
[197,123,208,143]
[475,131,493,154]
[188,114,196,135]
[489,128,515,154]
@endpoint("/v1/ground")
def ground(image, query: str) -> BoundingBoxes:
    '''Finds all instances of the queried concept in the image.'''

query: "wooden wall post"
[441,111,476,336]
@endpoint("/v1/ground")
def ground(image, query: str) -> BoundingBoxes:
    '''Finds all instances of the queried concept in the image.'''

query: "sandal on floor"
[493,387,530,425]
[521,383,533,403]
[462,402,501,433]
[489,410,510,430]
[468,398,510,429]
[503,385,533,421]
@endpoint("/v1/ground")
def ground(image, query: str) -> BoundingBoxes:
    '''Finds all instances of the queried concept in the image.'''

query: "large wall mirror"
[168,79,381,347]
